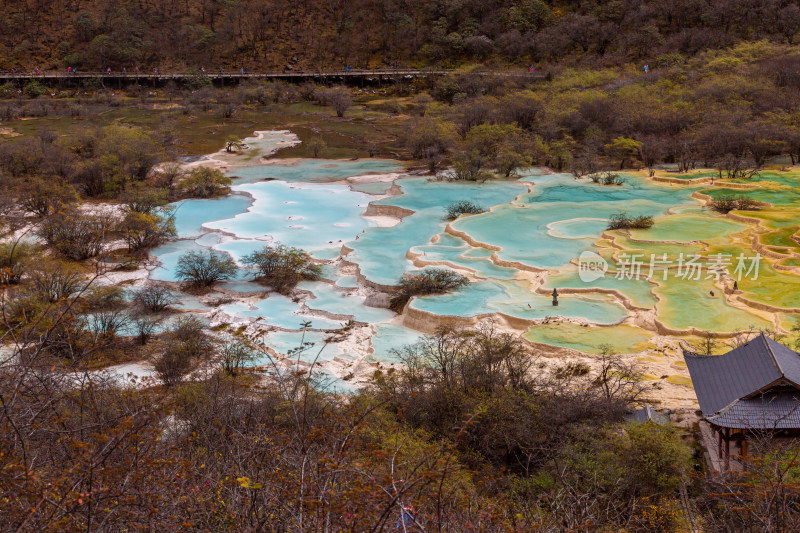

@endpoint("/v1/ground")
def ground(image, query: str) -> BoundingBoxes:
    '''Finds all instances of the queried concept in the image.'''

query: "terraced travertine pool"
[149,131,800,390]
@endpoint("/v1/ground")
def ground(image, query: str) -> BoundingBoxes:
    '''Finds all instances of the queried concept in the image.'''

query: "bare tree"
[175,250,237,287]
[595,344,653,403]
[219,339,257,376]
[153,316,212,386]
[38,213,110,260]
[308,137,326,158]
[132,314,162,345]
[84,310,130,346]
[688,331,723,355]
[318,87,353,117]
[242,243,321,293]
[157,162,185,191]
[131,284,178,313]
[0,240,35,285]
[28,261,84,302]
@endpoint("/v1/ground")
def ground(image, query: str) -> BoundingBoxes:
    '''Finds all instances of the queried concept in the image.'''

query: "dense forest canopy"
[1,0,800,70]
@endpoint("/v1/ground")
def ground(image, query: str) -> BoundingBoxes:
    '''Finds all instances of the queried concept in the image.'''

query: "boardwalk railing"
[0,68,545,81]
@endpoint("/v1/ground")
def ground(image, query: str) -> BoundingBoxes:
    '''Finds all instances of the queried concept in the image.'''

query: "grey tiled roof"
[684,333,800,416]
[707,392,800,429]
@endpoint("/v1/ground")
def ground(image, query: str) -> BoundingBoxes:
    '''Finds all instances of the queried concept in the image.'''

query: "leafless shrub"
[132,284,178,313]
[709,194,761,213]
[219,340,257,376]
[389,268,468,311]
[153,316,212,386]
[83,285,127,311]
[29,261,84,302]
[84,310,130,344]
[317,87,353,117]
[176,250,237,286]
[0,241,36,285]
[594,344,654,403]
[132,315,162,345]
[38,213,110,260]
[607,212,654,230]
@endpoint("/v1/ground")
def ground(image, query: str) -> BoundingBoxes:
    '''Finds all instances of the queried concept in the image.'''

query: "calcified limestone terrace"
[148,131,800,404]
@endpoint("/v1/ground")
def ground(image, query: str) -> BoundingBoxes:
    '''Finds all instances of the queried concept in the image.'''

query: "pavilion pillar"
[741,437,748,469]
[724,428,730,471]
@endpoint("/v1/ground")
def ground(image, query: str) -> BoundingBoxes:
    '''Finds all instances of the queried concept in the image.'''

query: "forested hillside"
[1,0,800,70]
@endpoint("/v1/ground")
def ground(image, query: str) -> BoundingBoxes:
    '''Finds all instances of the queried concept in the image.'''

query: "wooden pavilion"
[684,333,800,471]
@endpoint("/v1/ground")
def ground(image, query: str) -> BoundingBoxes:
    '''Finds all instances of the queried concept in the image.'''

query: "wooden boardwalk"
[0,68,545,83]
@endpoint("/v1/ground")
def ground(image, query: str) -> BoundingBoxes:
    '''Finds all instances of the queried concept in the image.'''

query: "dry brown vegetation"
[389,268,469,311]
[709,195,762,213]
[3,309,797,532]
[607,212,655,230]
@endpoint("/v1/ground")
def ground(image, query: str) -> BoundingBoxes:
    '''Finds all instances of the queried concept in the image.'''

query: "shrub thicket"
[175,250,237,287]
[607,212,655,230]
[444,200,485,220]
[389,268,468,311]
[242,243,321,294]
[709,195,761,213]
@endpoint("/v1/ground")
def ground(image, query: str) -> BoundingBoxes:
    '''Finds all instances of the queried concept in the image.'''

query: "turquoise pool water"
[257,330,344,365]
[219,295,345,330]
[150,143,781,368]
[206,181,374,256]
[172,194,253,238]
[546,268,658,309]
[370,323,426,362]
[297,281,395,323]
[409,233,518,279]
[409,279,628,324]
[228,159,401,184]
[346,178,526,284]
[451,176,699,271]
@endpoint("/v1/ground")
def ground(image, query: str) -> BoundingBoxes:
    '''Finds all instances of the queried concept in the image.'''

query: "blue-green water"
[370,323,426,362]
[220,296,345,330]
[172,194,253,238]
[410,279,627,324]
[228,159,401,184]
[451,176,698,271]
[149,142,780,367]
[409,233,518,279]
[346,178,526,284]
[207,181,374,257]
[297,281,395,323]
